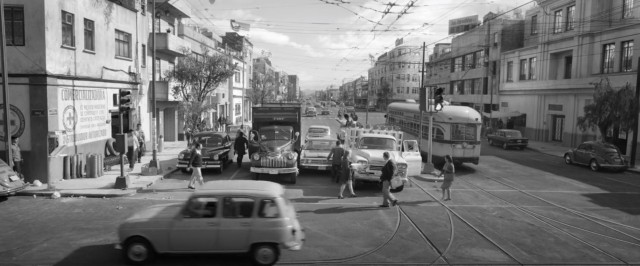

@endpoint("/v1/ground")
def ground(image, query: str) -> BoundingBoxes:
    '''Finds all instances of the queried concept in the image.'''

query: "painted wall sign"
[57,87,110,146]
[0,104,26,141]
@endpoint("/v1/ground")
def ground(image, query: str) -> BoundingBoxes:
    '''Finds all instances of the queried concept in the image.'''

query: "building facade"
[368,42,422,109]
[425,43,452,101]
[500,0,639,150]
[287,75,300,101]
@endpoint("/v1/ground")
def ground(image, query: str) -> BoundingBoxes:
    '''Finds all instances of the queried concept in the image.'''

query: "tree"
[577,78,638,143]
[376,79,394,110]
[166,49,236,133]
[251,72,274,106]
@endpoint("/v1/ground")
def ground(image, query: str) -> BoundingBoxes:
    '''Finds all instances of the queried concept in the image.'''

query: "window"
[531,15,538,35]
[83,19,94,51]
[167,61,175,80]
[493,32,499,46]
[623,0,634,18]
[4,6,24,46]
[528,57,536,80]
[451,124,477,141]
[62,10,74,47]
[454,57,462,72]
[223,197,254,218]
[506,61,513,82]
[154,58,160,80]
[553,10,563,33]
[183,197,218,218]
[564,56,573,79]
[115,30,131,58]
[621,41,633,72]
[406,87,409,94]
[141,44,146,67]
[456,80,464,95]
[258,199,280,218]
[475,50,484,68]
[235,103,241,115]
[566,6,575,31]
[465,54,474,69]
[602,43,615,73]
[519,59,528,80]
[465,79,474,94]
[474,79,482,95]
[234,69,241,83]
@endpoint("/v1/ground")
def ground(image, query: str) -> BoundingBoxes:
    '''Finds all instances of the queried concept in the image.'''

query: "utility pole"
[419,42,435,174]
[418,42,425,152]
[149,0,159,171]
[0,0,11,165]
[630,57,640,167]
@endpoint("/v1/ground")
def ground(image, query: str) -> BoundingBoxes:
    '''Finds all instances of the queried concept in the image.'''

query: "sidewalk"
[18,141,188,198]
[525,140,640,173]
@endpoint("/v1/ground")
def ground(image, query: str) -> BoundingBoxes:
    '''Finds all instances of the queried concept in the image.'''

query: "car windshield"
[359,137,395,150]
[309,128,328,134]
[195,134,225,147]
[504,131,522,138]
[307,107,316,112]
[306,140,334,150]
[260,126,293,141]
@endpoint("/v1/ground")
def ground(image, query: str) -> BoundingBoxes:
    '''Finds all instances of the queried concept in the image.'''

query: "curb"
[525,146,640,174]
[17,167,179,198]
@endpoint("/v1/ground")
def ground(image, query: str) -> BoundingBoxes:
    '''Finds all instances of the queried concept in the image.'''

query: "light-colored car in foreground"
[117,180,305,265]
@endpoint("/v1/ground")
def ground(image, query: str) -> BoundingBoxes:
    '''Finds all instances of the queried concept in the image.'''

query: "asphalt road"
[2,106,640,265]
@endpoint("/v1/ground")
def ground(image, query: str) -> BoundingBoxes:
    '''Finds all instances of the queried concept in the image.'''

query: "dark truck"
[249,103,302,184]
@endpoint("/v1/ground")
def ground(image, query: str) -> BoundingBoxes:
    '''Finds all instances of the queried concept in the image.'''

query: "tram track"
[453,172,637,265]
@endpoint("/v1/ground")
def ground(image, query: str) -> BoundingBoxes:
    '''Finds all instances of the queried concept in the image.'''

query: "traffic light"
[119,90,132,112]
[419,86,427,111]
[433,87,444,111]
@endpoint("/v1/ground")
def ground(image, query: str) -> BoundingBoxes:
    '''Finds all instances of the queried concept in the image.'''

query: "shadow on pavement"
[54,244,254,266]
[298,205,384,214]
[583,193,640,215]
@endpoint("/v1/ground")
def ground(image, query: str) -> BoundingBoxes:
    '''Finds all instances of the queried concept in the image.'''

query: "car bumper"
[353,170,383,182]
[251,167,298,174]
[300,163,331,170]
[177,161,222,169]
[0,183,29,197]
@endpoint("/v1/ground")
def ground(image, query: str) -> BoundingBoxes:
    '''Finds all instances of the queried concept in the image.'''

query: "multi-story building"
[1,0,149,181]
[327,87,340,102]
[368,41,422,109]
[275,71,288,100]
[448,13,524,113]
[287,75,300,101]
[357,79,369,108]
[223,32,253,127]
[500,0,639,150]
[425,43,452,100]
[253,57,276,101]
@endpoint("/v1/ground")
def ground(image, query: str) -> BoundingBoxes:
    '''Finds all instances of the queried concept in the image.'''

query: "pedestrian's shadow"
[298,205,383,214]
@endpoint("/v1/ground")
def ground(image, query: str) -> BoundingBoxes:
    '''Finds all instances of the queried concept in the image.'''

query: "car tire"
[251,244,280,266]
[488,139,493,146]
[123,237,155,265]
[564,154,572,164]
[218,161,224,174]
[502,143,508,150]
[180,168,192,174]
[590,159,600,171]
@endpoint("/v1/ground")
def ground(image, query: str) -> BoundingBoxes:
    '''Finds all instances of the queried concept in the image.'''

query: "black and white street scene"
[1,0,640,265]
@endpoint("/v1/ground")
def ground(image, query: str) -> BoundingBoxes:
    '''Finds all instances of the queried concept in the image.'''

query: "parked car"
[117,180,305,265]
[300,138,337,171]
[487,129,528,150]
[305,107,317,117]
[0,159,28,198]
[305,125,331,140]
[564,141,627,172]
[177,132,233,173]
[321,108,330,115]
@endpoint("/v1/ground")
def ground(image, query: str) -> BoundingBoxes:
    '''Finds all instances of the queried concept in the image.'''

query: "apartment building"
[223,32,253,127]
[500,0,639,149]
[425,43,452,100]
[287,75,300,101]
[368,42,422,109]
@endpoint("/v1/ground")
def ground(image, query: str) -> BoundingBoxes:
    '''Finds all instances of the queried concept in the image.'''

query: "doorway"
[551,115,564,142]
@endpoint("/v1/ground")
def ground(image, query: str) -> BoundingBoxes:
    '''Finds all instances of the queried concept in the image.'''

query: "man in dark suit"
[379,151,398,207]
[234,131,249,167]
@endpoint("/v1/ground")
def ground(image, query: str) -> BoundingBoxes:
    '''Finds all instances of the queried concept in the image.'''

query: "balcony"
[178,24,219,50]
[152,0,191,18]
[154,81,178,101]
[154,33,191,57]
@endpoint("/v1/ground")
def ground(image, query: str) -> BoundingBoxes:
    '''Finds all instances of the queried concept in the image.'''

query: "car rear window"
[504,131,522,138]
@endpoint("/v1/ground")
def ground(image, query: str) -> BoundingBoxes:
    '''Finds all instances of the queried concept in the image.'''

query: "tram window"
[433,128,444,140]
[451,124,477,141]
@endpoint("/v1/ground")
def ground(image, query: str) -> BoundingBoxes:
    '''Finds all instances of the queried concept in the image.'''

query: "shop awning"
[482,111,522,118]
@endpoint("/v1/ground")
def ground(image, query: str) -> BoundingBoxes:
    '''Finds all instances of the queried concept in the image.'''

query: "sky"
[186,0,536,92]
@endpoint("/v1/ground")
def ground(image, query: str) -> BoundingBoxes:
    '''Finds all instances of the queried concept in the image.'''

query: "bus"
[387,101,482,166]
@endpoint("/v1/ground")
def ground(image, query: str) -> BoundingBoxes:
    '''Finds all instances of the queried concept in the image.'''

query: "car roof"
[196,180,284,197]
[309,125,330,130]
[360,133,396,140]
[306,137,337,141]
[193,131,227,137]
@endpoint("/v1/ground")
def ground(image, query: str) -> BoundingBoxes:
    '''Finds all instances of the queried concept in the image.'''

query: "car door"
[169,196,219,252]
[402,140,422,176]
[217,196,256,252]
[574,144,589,164]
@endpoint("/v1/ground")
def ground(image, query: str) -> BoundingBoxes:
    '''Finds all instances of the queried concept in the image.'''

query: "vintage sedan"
[564,141,627,172]
[117,180,304,266]
[320,108,330,115]
[300,138,337,171]
[0,159,28,197]
[305,107,317,117]
[305,125,331,140]
[177,132,233,173]
[487,129,528,150]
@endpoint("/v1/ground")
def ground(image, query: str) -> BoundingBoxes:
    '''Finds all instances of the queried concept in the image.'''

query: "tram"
[387,101,482,166]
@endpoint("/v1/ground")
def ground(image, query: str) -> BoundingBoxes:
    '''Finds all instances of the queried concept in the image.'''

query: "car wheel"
[218,161,224,173]
[564,154,572,164]
[502,143,508,150]
[590,159,600,171]
[488,139,493,146]
[123,237,155,265]
[251,244,280,266]
[180,168,192,174]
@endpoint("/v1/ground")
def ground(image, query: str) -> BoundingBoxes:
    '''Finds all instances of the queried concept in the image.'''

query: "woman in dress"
[438,155,455,201]
[187,143,205,189]
[338,150,356,199]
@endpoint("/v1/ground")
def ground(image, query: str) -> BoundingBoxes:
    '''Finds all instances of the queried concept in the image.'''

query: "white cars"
[305,125,331,140]
[300,138,337,171]
[117,180,304,265]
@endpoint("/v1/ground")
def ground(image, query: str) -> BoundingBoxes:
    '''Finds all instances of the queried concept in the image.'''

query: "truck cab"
[346,128,422,192]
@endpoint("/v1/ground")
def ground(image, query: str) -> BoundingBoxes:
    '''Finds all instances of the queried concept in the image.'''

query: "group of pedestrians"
[124,123,146,171]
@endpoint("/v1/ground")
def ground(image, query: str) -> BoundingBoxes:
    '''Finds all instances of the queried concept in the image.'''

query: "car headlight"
[213,154,219,160]
[252,153,260,160]
[356,160,368,168]
[286,152,295,160]
[397,164,407,170]
[178,153,184,160]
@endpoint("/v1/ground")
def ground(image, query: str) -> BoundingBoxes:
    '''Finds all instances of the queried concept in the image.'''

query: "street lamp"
[148,0,161,171]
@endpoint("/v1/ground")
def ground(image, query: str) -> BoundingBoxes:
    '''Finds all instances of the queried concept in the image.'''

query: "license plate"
[318,166,326,170]
[269,170,278,175]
